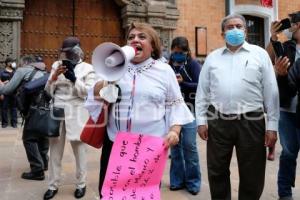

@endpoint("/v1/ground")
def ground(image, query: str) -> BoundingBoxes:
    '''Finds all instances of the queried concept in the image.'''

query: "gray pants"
[48,121,87,190]
[207,106,266,200]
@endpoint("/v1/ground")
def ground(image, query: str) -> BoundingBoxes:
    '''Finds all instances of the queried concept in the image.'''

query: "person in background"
[0,57,18,128]
[0,55,49,181]
[159,38,170,63]
[85,22,194,198]
[43,37,95,200]
[196,14,279,200]
[168,36,201,195]
[267,11,300,200]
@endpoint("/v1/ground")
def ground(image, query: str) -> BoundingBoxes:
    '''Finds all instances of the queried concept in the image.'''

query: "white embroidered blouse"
[85,57,194,141]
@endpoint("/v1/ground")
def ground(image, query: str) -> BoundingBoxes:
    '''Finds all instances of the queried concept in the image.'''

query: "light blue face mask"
[225,28,245,46]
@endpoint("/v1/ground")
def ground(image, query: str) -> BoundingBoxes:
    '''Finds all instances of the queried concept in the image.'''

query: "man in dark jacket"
[267,11,300,200]
[0,55,49,181]
[287,58,300,121]
[276,27,300,127]
[0,57,17,128]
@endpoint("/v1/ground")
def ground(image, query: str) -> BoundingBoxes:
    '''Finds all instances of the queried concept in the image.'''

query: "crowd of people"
[0,11,300,200]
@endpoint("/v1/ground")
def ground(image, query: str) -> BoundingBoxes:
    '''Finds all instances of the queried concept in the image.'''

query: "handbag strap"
[28,68,38,82]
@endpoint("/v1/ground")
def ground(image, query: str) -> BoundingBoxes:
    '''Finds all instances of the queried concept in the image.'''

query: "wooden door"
[21,0,123,69]
[21,0,73,68]
[74,0,124,61]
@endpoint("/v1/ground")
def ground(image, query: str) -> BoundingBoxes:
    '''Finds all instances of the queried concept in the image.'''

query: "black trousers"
[207,106,266,200]
[23,135,49,173]
[99,132,113,198]
[1,95,17,126]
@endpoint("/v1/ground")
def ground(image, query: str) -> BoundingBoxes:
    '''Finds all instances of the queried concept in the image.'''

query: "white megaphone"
[92,42,136,81]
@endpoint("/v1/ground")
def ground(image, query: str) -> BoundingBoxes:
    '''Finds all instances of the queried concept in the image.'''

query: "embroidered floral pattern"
[166,97,184,106]
[128,60,155,75]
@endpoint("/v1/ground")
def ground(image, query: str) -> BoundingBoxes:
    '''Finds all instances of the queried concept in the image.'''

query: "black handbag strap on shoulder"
[17,68,38,90]
[27,68,38,82]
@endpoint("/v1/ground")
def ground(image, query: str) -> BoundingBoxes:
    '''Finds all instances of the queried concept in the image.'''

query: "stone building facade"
[0,0,24,66]
[1,0,300,67]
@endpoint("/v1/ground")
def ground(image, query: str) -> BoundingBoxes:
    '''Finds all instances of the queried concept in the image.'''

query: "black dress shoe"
[74,186,86,198]
[187,189,199,195]
[44,189,58,200]
[21,171,45,181]
[170,185,185,191]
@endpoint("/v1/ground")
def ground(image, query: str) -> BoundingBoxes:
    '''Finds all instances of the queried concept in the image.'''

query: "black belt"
[208,105,264,120]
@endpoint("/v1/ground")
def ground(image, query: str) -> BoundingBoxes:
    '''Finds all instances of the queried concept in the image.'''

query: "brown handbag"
[80,102,109,148]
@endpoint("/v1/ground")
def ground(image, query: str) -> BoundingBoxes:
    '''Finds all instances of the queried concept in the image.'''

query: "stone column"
[115,0,179,51]
[0,0,24,67]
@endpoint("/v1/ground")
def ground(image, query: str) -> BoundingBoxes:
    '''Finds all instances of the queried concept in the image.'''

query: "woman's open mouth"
[135,46,142,54]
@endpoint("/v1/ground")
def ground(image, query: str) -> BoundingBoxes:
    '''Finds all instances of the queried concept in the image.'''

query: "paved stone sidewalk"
[0,127,299,200]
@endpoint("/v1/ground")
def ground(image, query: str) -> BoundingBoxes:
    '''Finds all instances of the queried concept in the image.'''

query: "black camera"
[62,59,76,70]
[277,18,292,32]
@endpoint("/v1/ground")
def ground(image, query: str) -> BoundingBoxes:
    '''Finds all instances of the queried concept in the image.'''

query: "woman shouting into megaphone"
[85,22,194,198]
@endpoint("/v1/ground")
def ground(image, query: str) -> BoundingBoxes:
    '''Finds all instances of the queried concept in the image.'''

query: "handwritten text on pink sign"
[102,132,168,200]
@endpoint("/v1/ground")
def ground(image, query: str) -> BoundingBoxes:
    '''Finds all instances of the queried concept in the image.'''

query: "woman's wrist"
[48,74,58,84]
[51,74,58,81]
[169,130,180,136]
[270,35,278,42]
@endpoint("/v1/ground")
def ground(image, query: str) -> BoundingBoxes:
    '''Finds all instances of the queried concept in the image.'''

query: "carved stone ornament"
[128,0,147,6]
[0,8,23,20]
[0,0,25,20]
[113,0,179,49]
[0,0,25,66]
[0,22,13,65]
[115,0,147,6]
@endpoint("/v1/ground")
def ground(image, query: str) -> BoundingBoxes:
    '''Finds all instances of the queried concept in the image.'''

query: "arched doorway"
[21,0,124,68]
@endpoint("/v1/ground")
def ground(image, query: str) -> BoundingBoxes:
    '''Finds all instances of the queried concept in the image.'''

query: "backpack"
[24,73,50,107]
[24,73,49,94]
[15,69,38,117]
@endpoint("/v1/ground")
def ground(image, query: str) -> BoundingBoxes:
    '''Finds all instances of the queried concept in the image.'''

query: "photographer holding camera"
[43,37,95,200]
[266,11,300,200]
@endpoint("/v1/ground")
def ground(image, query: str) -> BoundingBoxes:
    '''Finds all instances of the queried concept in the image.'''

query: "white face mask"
[283,29,293,40]
[11,62,17,69]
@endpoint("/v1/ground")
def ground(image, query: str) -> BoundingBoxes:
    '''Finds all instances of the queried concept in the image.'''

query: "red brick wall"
[278,1,300,41]
[278,1,300,19]
[174,0,225,59]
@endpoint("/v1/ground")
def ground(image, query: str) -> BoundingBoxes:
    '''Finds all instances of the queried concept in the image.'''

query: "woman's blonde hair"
[126,22,162,60]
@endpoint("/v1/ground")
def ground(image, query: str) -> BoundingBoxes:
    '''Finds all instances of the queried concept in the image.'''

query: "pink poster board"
[101,132,168,200]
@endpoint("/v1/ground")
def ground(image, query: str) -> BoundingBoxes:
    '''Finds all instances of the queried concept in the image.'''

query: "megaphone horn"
[92,42,136,81]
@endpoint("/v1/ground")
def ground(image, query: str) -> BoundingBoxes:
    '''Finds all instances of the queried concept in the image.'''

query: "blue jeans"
[170,120,201,192]
[278,111,300,198]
